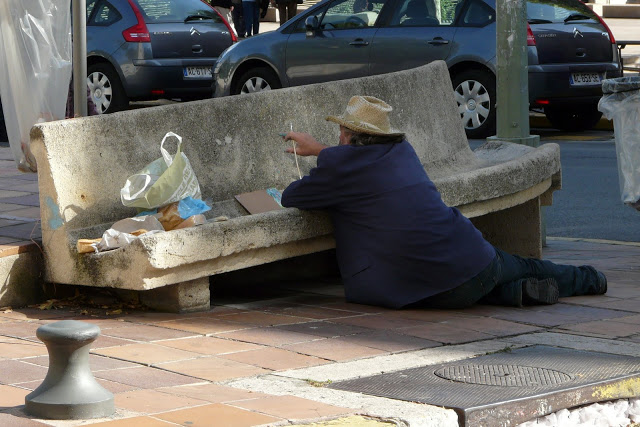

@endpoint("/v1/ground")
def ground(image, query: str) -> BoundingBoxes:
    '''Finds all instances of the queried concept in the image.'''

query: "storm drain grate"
[434,364,572,387]
[329,346,640,426]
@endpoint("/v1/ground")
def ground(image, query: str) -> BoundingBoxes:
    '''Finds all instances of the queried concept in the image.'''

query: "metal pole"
[72,0,87,117]
[488,0,539,148]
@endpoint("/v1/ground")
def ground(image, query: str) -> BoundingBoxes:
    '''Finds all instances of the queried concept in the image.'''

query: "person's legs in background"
[242,1,255,36]
[232,0,245,37]
[287,1,297,22]
[251,1,260,35]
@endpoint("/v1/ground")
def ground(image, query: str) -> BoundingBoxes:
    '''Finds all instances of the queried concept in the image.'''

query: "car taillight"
[123,0,151,43]
[210,7,238,43]
[595,14,616,44]
[527,24,536,46]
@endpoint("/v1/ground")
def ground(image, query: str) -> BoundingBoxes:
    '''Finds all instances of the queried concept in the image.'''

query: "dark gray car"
[87,0,235,113]
[213,0,620,138]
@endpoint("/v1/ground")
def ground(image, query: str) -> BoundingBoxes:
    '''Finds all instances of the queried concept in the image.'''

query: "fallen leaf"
[106,309,122,315]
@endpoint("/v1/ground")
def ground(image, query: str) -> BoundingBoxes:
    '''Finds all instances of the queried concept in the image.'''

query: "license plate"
[183,66,212,79]
[570,72,601,86]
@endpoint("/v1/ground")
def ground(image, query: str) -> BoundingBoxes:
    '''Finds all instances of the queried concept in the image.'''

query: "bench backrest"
[32,61,473,230]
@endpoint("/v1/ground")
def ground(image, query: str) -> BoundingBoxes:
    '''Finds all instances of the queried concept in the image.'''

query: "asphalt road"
[471,129,640,243]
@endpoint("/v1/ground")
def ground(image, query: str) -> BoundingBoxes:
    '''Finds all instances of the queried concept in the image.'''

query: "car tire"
[87,63,128,114]
[234,67,281,95]
[452,70,496,139]
[544,106,602,132]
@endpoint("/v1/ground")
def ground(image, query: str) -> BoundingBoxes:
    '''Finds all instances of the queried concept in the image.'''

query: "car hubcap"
[241,77,271,94]
[87,72,113,114]
[454,79,491,130]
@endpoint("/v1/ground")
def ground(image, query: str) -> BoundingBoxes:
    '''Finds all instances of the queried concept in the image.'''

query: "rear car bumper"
[528,62,622,107]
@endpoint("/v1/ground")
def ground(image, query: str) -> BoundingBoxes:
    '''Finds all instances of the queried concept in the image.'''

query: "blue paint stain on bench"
[45,197,63,230]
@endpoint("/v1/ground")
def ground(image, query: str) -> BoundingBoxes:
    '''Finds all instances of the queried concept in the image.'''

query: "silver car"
[213,0,620,138]
[87,0,236,114]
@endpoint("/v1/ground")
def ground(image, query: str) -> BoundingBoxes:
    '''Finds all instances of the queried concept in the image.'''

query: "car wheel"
[234,67,281,95]
[544,106,602,132]
[452,70,496,139]
[87,63,128,114]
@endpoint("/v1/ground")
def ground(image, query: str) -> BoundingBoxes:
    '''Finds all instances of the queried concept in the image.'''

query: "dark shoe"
[582,266,607,295]
[521,278,559,305]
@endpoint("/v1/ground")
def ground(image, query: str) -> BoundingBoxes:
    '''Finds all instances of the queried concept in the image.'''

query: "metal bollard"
[25,320,114,419]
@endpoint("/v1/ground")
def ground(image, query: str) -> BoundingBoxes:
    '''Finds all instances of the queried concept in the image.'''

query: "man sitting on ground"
[281,95,607,309]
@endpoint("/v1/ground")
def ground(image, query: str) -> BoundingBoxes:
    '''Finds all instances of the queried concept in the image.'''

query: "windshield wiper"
[528,18,553,24]
[185,14,213,22]
[564,13,592,23]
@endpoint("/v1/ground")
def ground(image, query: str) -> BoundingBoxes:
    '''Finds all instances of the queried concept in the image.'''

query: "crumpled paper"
[77,215,164,254]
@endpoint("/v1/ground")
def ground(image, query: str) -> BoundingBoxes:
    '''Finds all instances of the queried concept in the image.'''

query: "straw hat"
[326,96,403,136]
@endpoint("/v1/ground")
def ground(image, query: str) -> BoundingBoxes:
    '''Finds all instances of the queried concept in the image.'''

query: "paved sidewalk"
[0,141,639,425]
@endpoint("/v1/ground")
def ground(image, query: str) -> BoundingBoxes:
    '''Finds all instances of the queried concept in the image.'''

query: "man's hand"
[284,132,328,157]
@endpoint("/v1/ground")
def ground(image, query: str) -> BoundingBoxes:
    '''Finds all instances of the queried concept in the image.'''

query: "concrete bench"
[30,61,561,313]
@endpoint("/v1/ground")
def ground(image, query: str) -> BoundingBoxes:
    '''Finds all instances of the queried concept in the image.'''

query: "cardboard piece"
[235,188,284,214]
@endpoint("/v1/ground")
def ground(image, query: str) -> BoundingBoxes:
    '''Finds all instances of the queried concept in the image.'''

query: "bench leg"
[471,197,542,259]
[140,277,210,313]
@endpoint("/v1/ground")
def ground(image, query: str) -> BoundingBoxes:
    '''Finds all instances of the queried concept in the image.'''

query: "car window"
[133,0,220,23]
[87,0,99,18]
[527,0,598,23]
[389,0,463,27]
[301,0,387,31]
[457,0,494,26]
[88,1,122,26]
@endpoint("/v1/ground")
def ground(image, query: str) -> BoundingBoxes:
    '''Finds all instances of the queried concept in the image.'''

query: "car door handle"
[428,38,449,45]
[192,45,203,53]
[349,39,370,46]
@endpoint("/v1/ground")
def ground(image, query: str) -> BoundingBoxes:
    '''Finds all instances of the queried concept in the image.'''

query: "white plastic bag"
[0,0,72,172]
[598,77,640,210]
[121,132,202,210]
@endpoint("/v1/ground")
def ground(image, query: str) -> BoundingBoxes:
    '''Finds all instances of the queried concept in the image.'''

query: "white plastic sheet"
[598,77,640,210]
[0,0,72,172]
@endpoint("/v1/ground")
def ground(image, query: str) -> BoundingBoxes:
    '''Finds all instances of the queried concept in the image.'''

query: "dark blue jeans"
[242,1,260,36]
[422,247,601,308]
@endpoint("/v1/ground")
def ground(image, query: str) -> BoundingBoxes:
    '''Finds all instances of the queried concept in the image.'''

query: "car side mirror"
[305,16,319,37]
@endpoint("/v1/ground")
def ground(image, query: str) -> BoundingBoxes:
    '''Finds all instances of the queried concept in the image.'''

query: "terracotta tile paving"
[275,321,375,338]
[156,383,269,403]
[261,305,360,320]
[93,343,201,366]
[231,395,353,421]
[610,313,640,325]
[101,324,198,342]
[331,313,433,330]
[218,347,330,371]
[579,298,640,313]
[216,327,322,347]
[385,308,473,322]
[0,384,30,407]
[216,311,312,326]
[532,304,633,321]
[338,330,442,352]
[0,321,42,338]
[26,354,138,371]
[283,338,387,361]
[114,389,210,414]
[490,309,583,327]
[154,336,264,355]
[0,308,73,321]
[555,320,640,338]
[398,322,494,344]
[0,413,47,426]
[153,317,252,335]
[93,334,137,349]
[159,356,270,382]
[0,337,47,358]
[158,356,270,382]
[154,403,283,426]
[94,366,202,388]
[439,316,542,337]
[91,416,176,426]
[0,360,48,385]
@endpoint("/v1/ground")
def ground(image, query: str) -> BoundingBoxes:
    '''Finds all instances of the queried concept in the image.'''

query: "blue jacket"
[282,140,496,308]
